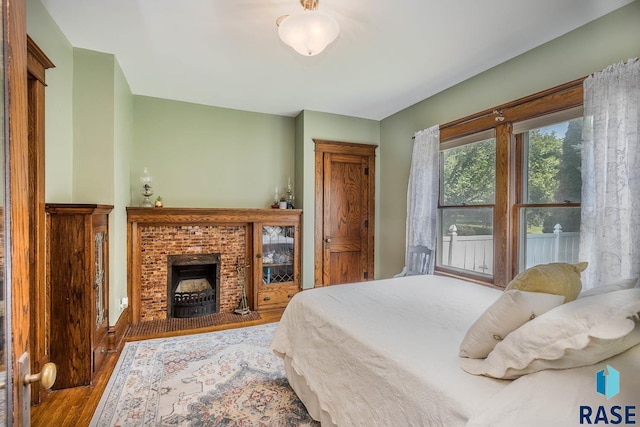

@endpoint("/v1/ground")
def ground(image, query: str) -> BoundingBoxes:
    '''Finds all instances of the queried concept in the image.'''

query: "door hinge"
[364,272,368,279]
[364,219,368,228]
[364,167,369,175]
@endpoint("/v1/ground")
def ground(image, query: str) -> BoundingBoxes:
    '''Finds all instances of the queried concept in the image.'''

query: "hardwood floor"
[31,310,283,427]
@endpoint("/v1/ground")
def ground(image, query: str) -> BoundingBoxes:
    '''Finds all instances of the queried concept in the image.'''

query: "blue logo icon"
[596,365,620,399]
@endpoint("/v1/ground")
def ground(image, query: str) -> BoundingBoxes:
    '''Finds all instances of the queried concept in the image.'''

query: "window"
[436,79,584,287]
[516,113,582,271]
[438,134,495,278]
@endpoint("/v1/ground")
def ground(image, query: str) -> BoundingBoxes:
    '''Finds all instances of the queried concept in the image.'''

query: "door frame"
[27,35,54,405]
[313,139,376,286]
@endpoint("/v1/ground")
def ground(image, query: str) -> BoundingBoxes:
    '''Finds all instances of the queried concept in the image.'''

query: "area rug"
[90,323,319,426]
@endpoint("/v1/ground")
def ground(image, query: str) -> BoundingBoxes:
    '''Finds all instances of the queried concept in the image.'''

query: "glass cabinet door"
[261,225,295,285]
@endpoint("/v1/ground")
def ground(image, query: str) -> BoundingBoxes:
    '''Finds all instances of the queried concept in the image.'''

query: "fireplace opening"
[167,253,221,318]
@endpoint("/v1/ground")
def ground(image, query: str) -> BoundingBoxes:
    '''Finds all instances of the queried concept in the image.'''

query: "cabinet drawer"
[258,286,299,310]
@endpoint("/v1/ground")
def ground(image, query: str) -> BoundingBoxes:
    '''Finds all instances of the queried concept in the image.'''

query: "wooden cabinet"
[253,211,301,311]
[46,203,112,389]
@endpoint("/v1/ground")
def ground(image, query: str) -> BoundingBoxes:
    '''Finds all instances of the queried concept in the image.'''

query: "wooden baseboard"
[108,306,131,353]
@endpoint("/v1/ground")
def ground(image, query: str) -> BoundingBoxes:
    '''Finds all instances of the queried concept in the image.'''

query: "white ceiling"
[40,0,633,121]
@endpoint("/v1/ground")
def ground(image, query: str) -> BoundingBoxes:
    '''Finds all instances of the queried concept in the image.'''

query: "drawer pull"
[263,296,271,301]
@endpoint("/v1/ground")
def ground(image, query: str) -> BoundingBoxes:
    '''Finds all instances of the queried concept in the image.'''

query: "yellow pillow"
[505,262,588,302]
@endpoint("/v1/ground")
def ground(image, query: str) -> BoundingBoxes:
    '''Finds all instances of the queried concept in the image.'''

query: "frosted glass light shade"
[277,10,339,56]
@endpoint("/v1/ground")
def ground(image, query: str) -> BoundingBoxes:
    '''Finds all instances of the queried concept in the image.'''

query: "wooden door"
[314,140,376,286]
[6,0,38,424]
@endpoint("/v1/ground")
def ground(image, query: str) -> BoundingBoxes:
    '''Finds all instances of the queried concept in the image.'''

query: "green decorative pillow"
[505,262,588,302]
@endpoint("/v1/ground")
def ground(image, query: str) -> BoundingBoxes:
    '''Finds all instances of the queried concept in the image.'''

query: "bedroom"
[0,0,638,425]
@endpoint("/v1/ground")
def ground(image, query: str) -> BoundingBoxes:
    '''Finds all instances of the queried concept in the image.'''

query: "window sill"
[434,268,504,290]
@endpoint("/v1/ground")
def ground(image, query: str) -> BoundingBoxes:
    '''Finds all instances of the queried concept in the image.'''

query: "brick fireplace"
[138,224,246,321]
[127,208,261,323]
[127,207,302,325]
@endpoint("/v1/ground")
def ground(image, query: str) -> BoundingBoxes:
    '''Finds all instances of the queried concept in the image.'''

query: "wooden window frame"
[437,78,584,288]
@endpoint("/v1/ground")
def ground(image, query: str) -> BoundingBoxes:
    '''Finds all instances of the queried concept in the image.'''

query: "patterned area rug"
[91,323,319,426]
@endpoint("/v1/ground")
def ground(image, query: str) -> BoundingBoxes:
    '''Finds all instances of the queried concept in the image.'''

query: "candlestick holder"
[140,167,154,207]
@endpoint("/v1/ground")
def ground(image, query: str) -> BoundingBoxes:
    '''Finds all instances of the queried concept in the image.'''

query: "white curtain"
[398,125,440,275]
[579,58,640,289]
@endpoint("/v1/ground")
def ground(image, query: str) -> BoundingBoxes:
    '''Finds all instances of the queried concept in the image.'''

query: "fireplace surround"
[127,207,302,324]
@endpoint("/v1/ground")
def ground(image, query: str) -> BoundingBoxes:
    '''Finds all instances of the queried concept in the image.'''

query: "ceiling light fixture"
[276,0,339,57]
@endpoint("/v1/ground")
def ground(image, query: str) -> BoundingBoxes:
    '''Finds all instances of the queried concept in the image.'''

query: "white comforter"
[466,342,640,426]
[270,275,509,427]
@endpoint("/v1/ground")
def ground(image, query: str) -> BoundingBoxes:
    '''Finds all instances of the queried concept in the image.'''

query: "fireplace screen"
[167,253,221,318]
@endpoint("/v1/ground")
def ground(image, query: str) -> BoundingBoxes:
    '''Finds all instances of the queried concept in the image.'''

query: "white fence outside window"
[440,226,580,275]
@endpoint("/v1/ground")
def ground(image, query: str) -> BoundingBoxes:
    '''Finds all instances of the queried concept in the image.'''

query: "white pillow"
[459,290,565,359]
[460,288,640,379]
[578,277,638,298]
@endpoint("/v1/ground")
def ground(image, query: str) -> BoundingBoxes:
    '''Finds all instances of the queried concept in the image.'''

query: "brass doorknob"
[24,362,57,390]
[325,237,331,243]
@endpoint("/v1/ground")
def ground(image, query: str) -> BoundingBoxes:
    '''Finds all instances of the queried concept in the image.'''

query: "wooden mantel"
[127,207,303,224]
[127,207,303,323]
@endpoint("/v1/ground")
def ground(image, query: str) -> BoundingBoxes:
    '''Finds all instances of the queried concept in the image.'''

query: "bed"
[270,274,640,426]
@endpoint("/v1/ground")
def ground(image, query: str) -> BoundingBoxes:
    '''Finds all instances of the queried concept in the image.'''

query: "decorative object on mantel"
[234,257,251,315]
[276,0,339,57]
[271,186,281,209]
[139,167,154,207]
[286,177,296,209]
[271,181,295,209]
[155,196,163,208]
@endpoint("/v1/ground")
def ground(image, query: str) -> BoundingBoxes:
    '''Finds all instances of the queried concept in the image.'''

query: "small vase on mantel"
[155,196,163,208]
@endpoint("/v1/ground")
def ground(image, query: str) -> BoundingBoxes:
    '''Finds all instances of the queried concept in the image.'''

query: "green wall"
[132,96,295,209]
[297,110,380,287]
[113,60,134,323]
[27,0,74,202]
[73,49,115,203]
[378,0,640,278]
[72,48,134,324]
